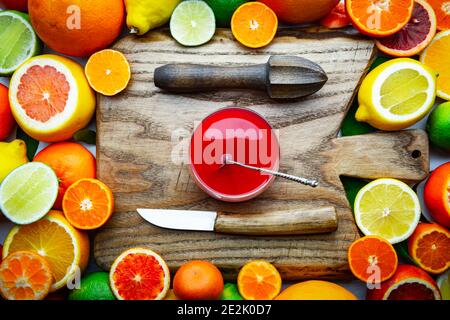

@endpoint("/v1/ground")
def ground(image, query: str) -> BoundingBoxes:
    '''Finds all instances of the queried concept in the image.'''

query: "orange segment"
[425,0,450,30]
[348,236,398,283]
[420,30,450,100]
[237,260,282,300]
[0,251,53,300]
[17,65,70,122]
[2,211,89,291]
[62,178,114,230]
[231,2,278,48]
[109,247,170,300]
[85,49,131,96]
[346,0,414,37]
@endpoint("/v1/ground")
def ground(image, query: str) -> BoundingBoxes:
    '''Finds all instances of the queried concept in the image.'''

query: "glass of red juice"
[189,107,280,202]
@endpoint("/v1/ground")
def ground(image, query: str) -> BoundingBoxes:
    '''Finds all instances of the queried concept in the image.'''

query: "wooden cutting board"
[94,27,429,280]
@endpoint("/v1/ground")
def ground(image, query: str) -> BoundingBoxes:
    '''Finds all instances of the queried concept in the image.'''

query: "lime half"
[0,162,58,224]
[0,10,41,76]
[170,0,216,47]
[437,270,450,300]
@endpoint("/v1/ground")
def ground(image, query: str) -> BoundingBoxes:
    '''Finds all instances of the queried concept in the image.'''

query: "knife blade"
[137,207,338,236]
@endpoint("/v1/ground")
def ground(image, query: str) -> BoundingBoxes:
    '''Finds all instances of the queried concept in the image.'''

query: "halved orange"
[85,49,131,96]
[231,2,278,48]
[62,178,114,230]
[426,0,450,30]
[346,0,414,37]
[0,251,53,300]
[420,30,450,100]
[2,211,89,291]
[237,260,282,300]
[348,236,398,283]
[109,247,170,300]
[408,222,450,274]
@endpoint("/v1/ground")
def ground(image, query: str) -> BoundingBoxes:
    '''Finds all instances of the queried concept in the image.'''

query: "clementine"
[173,260,224,300]
[28,0,124,57]
[34,142,96,209]
[259,0,339,24]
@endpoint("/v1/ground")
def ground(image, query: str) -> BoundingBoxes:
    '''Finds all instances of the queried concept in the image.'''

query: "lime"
[0,162,58,224]
[170,0,216,47]
[437,270,450,300]
[354,178,421,244]
[204,0,248,27]
[220,283,243,300]
[0,10,41,76]
[426,102,450,151]
[68,272,116,300]
[356,58,437,131]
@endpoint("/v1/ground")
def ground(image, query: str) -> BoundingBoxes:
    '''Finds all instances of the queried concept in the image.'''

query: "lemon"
[354,178,421,244]
[0,140,28,183]
[0,162,59,224]
[356,58,437,131]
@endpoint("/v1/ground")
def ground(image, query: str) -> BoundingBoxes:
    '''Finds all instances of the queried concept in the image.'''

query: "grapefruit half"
[109,247,170,300]
[9,54,95,142]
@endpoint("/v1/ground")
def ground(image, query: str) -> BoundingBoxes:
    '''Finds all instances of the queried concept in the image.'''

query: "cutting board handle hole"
[411,150,422,159]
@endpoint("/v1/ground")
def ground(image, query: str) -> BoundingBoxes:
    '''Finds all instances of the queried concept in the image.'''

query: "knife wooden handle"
[214,207,338,236]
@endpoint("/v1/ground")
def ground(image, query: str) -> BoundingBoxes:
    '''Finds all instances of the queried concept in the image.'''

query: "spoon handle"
[225,159,318,188]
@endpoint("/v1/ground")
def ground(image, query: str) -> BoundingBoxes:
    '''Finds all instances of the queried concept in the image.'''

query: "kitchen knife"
[137,207,338,236]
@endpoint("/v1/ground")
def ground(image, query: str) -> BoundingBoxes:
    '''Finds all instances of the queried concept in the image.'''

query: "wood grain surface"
[94,27,429,280]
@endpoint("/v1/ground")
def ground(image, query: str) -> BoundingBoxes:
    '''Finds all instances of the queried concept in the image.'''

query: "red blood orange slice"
[109,247,170,300]
[9,54,95,142]
[408,222,450,274]
[376,0,437,57]
[366,264,441,300]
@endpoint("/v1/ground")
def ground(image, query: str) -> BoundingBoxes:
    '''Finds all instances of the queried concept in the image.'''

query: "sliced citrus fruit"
[354,178,421,244]
[237,260,281,300]
[62,178,114,230]
[407,222,450,274]
[0,10,41,76]
[2,210,90,291]
[348,236,398,283]
[420,30,450,100]
[0,251,53,300]
[356,58,437,131]
[8,54,96,142]
[366,264,441,300]
[109,247,170,300]
[437,269,450,300]
[346,0,414,37]
[85,49,131,96]
[231,2,278,49]
[0,162,58,224]
[376,0,437,57]
[425,0,450,30]
[170,0,216,47]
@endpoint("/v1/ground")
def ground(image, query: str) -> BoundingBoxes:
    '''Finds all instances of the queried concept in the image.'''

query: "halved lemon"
[356,58,437,131]
[9,54,96,142]
[354,178,421,244]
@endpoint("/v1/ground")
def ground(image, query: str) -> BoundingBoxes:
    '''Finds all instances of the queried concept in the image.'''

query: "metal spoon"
[222,154,318,188]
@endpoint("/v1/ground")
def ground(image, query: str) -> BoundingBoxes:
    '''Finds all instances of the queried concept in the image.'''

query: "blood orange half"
[109,247,170,300]
[9,54,96,142]
[376,0,437,57]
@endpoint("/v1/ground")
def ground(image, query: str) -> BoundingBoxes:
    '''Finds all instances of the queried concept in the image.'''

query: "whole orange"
[275,280,358,300]
[173,260,224,300]
[34,142,96,209]
[28,0,124,57]
[259,0,339,24]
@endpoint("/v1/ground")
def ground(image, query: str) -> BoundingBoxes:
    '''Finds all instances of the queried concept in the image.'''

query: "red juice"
[189,107,280,202]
